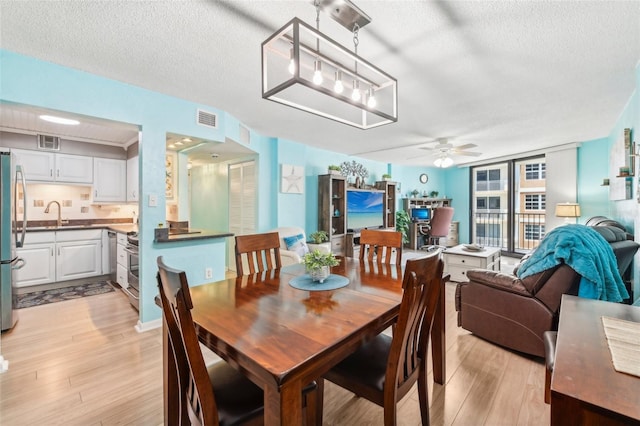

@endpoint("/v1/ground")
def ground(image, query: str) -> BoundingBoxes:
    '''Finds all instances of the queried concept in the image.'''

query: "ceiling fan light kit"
[261,0,397,129]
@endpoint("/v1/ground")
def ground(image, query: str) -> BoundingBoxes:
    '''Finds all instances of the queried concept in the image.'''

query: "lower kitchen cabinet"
[16,229,103,287]
[56,239,101,281]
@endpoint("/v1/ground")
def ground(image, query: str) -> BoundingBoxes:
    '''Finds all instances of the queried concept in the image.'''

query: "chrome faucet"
[44,201,63,227]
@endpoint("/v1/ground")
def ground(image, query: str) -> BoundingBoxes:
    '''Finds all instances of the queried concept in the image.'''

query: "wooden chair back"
[359,229,403,266]
[156,256,217,425]
[234,232,282,276]
[387,252,444,423]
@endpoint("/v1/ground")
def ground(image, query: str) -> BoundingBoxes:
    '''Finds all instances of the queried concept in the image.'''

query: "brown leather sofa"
[455,223,639,358]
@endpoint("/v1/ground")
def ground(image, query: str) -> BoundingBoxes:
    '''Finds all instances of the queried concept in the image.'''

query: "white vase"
[308,265,330,283]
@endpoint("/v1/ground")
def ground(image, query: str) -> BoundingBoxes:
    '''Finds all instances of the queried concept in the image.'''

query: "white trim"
[0,355,8,373]
[135,318,162,333]
[459,142,581,168]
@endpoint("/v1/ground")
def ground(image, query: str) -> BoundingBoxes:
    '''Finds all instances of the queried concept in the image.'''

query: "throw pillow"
[283,233,309,257]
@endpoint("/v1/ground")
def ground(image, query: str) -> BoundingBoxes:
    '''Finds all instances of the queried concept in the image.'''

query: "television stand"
[345,232,361,258]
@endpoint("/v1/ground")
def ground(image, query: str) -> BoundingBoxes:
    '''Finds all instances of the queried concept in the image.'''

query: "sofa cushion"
[465,270,531,297]
[590,226,628,243]
[283,233,309,257]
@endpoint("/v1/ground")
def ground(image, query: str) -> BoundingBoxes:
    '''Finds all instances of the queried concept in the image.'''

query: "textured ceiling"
[1,0,638,167]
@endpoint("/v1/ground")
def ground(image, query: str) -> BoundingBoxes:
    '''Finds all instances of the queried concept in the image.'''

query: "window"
[476,196,501,210]
[476,168,502,191]
[524,224,545,240]
[476,197,486,209]
[488,196,501,209]
[476,223,501,245]
[525,163,546,180]
[525,194,545,210]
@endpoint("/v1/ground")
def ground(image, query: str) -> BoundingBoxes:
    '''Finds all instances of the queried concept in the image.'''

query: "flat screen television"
[346,190,384,232]
[411,208,430,221]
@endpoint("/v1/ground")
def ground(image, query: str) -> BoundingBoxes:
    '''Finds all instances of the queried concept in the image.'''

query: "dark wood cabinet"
[318,174,346,255]
[376,180,397,229]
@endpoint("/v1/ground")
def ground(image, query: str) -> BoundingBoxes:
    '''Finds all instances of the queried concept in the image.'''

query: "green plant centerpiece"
[396,210,411,244]
[303,250,340,283]
[308,230,329,244]
[382,173,392,180]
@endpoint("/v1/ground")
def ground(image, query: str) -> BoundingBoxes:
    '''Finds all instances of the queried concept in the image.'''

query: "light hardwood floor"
[0,280,549,425]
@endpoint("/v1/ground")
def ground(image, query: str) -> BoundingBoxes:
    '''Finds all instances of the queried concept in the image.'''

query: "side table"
[443,244,501,282]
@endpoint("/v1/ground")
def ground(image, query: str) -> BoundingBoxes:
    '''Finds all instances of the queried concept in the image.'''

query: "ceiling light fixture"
[261,0,397,129]
[434,155,453,168]
[39,115,80,125]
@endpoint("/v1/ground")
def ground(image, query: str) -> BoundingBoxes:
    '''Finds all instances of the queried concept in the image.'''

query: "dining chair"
[234,232,282,276]
[358,229,403,266]
[323,252,444,425]
[157,256,320,425]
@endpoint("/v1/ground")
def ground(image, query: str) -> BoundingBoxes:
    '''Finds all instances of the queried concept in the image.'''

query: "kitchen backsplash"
[20,184,137,221]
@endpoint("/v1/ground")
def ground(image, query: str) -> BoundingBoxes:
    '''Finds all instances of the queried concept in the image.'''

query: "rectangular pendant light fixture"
[261,15,398,130]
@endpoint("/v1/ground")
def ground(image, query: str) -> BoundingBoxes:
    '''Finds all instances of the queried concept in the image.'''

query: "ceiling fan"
[417,138,482,168]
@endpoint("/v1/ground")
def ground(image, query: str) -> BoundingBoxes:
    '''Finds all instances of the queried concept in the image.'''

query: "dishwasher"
[108,231,117,284]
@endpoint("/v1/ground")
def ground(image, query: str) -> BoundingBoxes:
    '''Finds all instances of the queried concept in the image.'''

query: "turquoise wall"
[577,137,610,221]
[4,48,639,319]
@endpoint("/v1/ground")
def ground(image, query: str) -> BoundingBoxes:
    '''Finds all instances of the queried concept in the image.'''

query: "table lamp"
[555,202,581,224]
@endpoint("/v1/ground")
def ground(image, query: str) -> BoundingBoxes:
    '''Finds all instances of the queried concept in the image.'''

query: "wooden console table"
[551,295,640,425]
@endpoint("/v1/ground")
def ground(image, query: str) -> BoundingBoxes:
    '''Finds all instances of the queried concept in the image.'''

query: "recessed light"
[168,144,176,149]
[182,138,192,143]
[39,115,80,125]
[174,141,184,146]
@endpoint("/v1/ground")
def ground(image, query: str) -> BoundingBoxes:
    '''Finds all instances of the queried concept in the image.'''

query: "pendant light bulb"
[367,87,377,108]
[313,60,323,85]
[334,70,344,94]
[351,80,361,101]
[288,48,296,75]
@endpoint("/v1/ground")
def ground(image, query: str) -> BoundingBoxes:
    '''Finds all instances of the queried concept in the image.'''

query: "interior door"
[228,161,256,272]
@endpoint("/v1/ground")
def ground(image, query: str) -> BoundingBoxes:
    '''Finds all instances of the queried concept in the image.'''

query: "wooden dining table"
[161,256,446,425]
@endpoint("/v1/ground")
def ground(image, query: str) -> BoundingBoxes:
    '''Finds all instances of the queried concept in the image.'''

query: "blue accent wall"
[3,48,639,317]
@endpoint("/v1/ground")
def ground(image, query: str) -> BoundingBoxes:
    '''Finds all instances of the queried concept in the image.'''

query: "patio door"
[471,156,546,255]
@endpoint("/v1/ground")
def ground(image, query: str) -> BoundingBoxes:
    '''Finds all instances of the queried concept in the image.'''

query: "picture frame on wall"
[281,164,304,194]
[166,151,177,200]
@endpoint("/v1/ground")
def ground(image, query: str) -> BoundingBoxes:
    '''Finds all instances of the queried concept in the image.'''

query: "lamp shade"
[555,203,581,218]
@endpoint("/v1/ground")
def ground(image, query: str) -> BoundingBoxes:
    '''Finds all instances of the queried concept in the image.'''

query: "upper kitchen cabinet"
[93,157,126,202]
[14,149,93,183]
[126,155,139,202]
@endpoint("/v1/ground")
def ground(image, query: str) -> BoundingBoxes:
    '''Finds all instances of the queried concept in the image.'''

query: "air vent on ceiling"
[239,124,250,145]
[197,109,218,129]
[37,135,61,151]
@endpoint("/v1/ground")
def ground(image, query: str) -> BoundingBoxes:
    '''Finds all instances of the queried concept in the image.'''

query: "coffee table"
[443,244,501,282]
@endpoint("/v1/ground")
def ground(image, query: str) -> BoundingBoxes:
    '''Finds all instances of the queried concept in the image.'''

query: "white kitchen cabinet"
[126,155,139,202]
[13,149,93,183]
[56,239,101,281]
[15,229,103,287]
[93,158,126,202]
[15,243,56,287]
[116,232,128,288]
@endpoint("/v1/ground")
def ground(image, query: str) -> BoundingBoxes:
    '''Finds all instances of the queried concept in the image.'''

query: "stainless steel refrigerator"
[1,150,27,331]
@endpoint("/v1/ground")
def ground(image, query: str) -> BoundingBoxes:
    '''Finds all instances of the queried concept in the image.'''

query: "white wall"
[546,146,578,229]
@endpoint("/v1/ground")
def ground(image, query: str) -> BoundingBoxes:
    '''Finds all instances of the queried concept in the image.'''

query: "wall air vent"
[37,134,61,151]
[197,109,218,129]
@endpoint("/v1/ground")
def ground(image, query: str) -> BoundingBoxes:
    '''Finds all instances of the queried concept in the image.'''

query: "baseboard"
[135,318,162,333]
[0,355,8,373]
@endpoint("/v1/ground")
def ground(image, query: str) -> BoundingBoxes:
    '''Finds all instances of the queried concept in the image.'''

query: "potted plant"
[303,250,340,283]
[307,230,332,253]
[430,190,439,198]
[328,165,341,175]
[382,173,392,181]
[396,210,411,245]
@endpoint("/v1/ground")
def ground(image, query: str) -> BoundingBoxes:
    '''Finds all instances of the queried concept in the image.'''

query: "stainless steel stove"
[122,232,139,310]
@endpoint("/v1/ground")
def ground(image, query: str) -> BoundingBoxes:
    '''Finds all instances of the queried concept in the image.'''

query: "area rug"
[16,281,115,309]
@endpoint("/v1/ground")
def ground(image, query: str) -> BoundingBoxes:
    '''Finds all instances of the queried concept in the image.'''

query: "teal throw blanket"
[517,224,628,302]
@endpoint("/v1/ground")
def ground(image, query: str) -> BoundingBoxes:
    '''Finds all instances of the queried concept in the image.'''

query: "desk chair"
[419,207,454,250]
[234,232,282,276]
[323,252,445,425]
[157,256,320,425]
[359,229,403,266]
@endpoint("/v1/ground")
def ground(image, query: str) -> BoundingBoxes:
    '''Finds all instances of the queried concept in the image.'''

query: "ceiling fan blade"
[452,150,482,157]
[454,143,478,151]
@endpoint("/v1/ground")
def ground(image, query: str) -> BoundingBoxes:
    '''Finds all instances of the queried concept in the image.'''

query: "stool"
[543,330,558,404]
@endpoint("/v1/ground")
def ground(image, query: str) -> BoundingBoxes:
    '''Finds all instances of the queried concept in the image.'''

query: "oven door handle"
[123,246,138,255]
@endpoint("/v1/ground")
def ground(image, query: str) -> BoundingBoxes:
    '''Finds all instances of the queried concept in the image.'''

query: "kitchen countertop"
[22,223,138,234]
[154,229,233,243]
